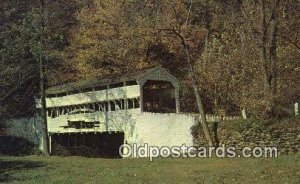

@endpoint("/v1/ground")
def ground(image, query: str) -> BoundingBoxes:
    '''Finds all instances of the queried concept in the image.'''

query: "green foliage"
[232,118,264,133]
[0,0,299,118]
[0,0,78,117]
[190,122,201,139]
[0,136,38,156]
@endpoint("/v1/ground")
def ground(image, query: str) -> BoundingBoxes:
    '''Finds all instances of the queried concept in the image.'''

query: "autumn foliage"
[0,0,299,118]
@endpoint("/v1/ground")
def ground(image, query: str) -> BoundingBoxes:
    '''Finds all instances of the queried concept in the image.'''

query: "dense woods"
[0,0,299,119]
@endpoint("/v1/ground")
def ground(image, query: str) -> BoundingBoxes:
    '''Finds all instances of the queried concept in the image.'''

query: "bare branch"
[185,0,193,25]
[278,33,300,51]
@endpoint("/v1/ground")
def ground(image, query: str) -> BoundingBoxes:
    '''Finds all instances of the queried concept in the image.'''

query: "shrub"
[0,136,37,156]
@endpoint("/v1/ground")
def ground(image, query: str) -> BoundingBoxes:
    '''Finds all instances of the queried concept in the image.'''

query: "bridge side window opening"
[46,98,140,119]
[109,82,124,89]
[115,99,125,110]
[110,101,116,111]
[127,97,140,109]
[125,80,138,86]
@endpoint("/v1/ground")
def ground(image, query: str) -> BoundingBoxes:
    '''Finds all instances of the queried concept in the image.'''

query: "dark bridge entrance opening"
[51,132,124,158]
[143,80,176,113]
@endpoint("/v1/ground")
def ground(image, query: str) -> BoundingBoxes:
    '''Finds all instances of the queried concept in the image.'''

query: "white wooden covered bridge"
[36,67,196,156]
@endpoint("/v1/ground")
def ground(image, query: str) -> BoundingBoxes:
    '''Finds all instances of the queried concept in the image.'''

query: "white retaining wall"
[129,113,196,147]
[3,112,197,154]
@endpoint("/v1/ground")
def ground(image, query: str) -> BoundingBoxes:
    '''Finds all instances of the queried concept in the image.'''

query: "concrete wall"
[3,116,44,151]
[129,113,195,147]
[3,112,196,155]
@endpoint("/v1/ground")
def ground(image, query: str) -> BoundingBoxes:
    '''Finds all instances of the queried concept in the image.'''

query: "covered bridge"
[36,67,196,157]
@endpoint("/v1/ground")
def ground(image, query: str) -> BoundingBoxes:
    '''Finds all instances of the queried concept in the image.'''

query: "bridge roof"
[46,67,179,95]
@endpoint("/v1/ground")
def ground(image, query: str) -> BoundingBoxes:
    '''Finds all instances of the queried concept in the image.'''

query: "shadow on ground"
[0,159,45,183]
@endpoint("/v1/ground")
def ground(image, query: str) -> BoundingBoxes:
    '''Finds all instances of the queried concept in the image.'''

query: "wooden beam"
[295,103,299,116]
[175,88,180,113]
[48,133,52,155]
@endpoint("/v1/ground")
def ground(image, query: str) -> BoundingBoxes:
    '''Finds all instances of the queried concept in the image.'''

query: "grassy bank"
[0,155,299,184]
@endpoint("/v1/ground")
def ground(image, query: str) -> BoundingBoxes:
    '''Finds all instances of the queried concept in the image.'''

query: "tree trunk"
[39,49,49,156]
[39,0,49,156]
[258,0,271,115]
[159,29,213,146]
[258,0,279,116]
[242,0,280,117]
[268,0,279,115]
[179,34,214,147]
